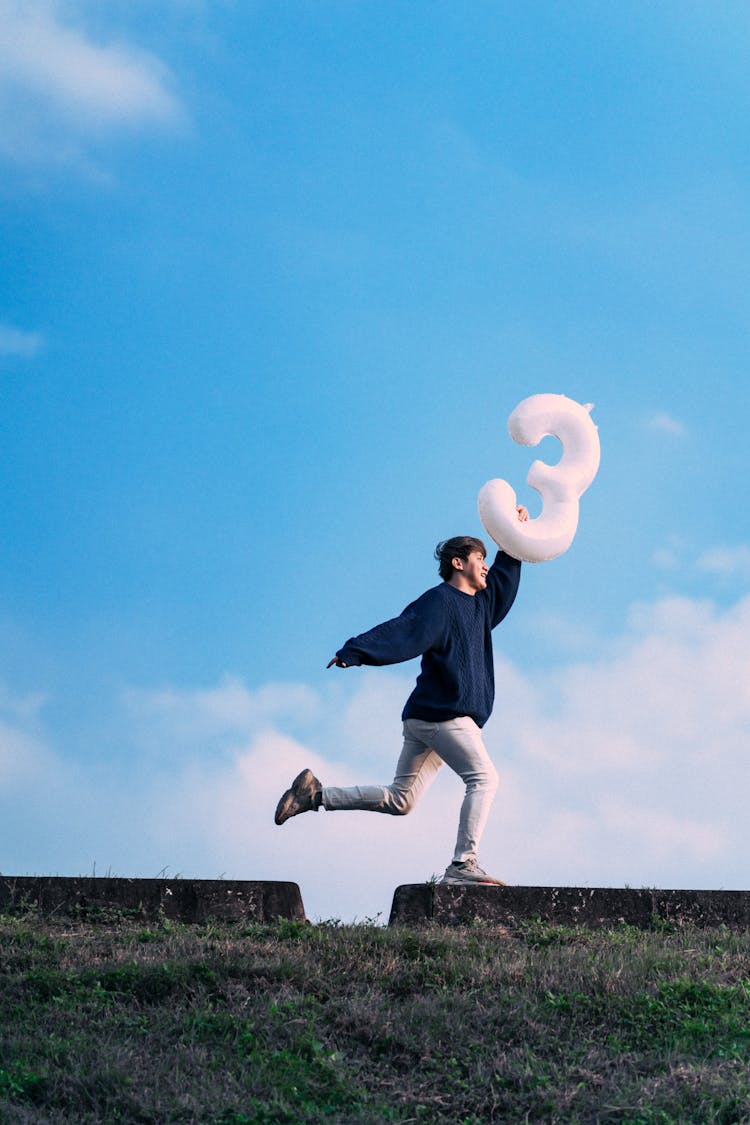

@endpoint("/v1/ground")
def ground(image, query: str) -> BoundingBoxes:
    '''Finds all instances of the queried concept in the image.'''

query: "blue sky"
[1,1,749,922]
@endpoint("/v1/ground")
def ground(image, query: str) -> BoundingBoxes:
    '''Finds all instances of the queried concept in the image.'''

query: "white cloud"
[652,533,687,572]
[652,546,679,570]
[126,676,322,742]
[0,323,43,357]
[646,411,687,437]
[697,545,750,581]
[0,681,59,791]
[0,1,183,167]
[599,799,725,863]
[0,720,53,789]
[3,593,750,920]
[524,610,603,655]
[652,539,750,586]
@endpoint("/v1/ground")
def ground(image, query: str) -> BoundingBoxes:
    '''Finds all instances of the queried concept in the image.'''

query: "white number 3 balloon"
[478,393,600,563]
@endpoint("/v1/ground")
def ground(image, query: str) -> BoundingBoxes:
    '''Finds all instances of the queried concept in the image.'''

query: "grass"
[2,912,750,1122]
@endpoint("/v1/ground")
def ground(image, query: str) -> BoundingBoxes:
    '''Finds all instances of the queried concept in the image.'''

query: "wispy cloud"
[599,799,725,863]
[0,681,58,791]
[0,323,43,357]
[652,538,750,585]
[0,1,184,167]
[696,545,750,580]
[652,545,680,571]
[646,411,687,437]
[125,676,323,751]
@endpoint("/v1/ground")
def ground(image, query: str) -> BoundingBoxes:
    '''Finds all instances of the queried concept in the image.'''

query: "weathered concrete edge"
[388,884,750,928]
[0,876,306,924]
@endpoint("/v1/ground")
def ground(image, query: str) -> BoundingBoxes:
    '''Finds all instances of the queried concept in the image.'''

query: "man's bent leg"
[428,717,499,863]
[321,721,443,815]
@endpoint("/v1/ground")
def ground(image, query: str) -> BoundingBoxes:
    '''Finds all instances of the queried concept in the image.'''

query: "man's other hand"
[327,656,348,668]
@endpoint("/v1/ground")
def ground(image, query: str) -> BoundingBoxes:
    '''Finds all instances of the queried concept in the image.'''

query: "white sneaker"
[440,858,506,886]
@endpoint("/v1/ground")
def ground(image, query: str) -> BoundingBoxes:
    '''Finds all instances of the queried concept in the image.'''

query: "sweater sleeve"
[481,550,522,628]
[337,588,445,668]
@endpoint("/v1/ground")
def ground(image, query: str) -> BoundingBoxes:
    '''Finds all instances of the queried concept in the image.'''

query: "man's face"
[454,550,488,591]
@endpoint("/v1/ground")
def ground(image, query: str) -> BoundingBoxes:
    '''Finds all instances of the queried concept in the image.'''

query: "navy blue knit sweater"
[336,551,521,728]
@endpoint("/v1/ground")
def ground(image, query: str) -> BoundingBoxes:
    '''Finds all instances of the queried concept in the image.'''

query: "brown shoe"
[274,769,322,825]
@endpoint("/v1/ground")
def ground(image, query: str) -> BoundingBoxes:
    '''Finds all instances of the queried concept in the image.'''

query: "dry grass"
[2,911,750,1122]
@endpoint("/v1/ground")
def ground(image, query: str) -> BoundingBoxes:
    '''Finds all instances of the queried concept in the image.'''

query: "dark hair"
[434,536,487,581]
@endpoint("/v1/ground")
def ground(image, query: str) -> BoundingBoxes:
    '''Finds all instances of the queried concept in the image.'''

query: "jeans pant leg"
[426,716,499,863]
[321,721,443,814]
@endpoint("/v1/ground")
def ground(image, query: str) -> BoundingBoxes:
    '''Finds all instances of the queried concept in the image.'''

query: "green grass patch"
[4,914,750,1121]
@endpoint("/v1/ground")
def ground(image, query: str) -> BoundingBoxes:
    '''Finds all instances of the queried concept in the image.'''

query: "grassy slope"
[1,912,750,1124]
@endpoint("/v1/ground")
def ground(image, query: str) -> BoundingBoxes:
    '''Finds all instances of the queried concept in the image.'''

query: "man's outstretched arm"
[326,589,444,671]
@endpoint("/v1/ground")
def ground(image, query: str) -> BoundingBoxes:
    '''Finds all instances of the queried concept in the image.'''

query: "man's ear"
[451,556,464,571]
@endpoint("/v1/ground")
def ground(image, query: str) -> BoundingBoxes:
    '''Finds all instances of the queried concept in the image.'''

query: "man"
[274,511,527,885]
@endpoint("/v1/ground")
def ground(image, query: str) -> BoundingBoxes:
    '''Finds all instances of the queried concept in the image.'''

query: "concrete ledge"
[389,884,750,928]
[0,877,306,924]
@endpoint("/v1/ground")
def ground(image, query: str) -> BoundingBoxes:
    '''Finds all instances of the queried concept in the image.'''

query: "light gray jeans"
[321,716,499,863]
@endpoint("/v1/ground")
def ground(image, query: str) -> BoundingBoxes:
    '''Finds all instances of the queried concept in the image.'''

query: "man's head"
[434,536,488,582]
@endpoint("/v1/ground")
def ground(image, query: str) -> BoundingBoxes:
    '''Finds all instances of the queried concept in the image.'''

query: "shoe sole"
[274,769,319,826]
[274,790,296,825]
[436,873,508,882]
[439,876,507,886]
